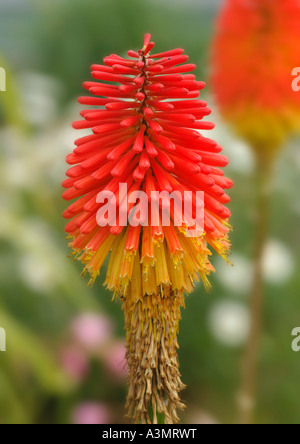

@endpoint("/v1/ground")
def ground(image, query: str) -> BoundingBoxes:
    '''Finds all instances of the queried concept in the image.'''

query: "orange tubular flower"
[211,0,300,158]
[63,34,232,424]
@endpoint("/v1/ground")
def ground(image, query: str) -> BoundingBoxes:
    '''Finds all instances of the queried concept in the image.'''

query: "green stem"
[157,412,165,424]
[147,405,165,424]
[237,154,274,424]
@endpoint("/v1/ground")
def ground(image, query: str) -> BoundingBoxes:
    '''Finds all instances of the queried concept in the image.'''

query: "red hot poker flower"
[211,0,300,158]
[63,34,233,424]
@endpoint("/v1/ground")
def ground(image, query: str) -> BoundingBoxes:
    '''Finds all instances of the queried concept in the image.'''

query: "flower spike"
[63,34,233,424]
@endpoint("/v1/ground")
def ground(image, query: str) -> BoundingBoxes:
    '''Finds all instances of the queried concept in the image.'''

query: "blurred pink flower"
[70,312,113,349]
[72,402,111,424]
[60,346,89,381]
[105,341,128,379]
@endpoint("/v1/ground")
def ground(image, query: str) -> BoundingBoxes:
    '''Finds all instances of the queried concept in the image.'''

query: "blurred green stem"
[237,154,274,424]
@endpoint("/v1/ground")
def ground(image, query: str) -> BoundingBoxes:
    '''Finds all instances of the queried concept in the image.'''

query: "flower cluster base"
[124,291,185,424]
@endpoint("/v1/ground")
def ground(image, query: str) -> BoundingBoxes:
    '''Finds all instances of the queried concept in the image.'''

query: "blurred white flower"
[208,105,255,175]
[226,139,255,174]
[4,155,34,188]
[0,103,86,191]
[215,254,252,295]
[262,239,294,284]
[187,409,219,425]
[0,128,36,189]
[18,252,57,292]
[1,216,67,292]
[208,300,250,347]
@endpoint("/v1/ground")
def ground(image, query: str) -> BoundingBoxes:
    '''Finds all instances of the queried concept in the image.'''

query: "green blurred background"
[0,0,299,424]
